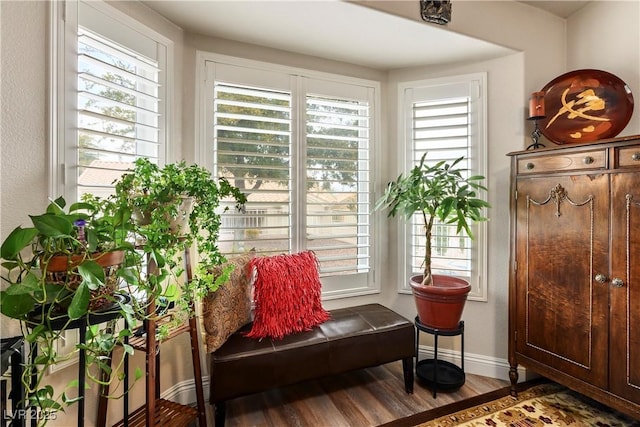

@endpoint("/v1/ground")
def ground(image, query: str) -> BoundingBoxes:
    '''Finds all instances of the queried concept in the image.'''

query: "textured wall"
[0,0,48,338]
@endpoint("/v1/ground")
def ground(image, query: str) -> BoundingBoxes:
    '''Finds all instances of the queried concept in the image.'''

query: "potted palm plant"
[0,195,141,423]
[375,153,490,330]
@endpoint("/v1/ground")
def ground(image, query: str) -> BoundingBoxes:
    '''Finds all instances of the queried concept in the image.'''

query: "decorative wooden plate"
[538,69,634,144]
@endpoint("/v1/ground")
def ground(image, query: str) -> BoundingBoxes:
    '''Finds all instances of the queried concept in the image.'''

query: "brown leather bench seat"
[209,303,415,426]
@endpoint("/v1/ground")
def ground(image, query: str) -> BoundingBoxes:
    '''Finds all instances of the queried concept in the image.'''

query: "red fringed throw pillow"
[245,251,330,340]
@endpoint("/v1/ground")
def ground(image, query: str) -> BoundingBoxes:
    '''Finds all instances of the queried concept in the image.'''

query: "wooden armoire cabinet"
[508,135,640,419]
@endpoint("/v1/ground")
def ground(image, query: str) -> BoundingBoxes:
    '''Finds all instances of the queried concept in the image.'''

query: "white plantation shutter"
[214,82,293,255]
[207,59,376,296]
[76,27,162,199]
[412,97,473,279]
[402,74,487,299]
[53,1,168,202]
[305,95,370,276]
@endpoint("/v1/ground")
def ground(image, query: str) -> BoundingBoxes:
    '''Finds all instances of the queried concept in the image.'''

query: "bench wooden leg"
[402,356,414,394]
[214,401,226,427]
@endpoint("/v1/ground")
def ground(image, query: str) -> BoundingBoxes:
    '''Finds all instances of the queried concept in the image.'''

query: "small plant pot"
[43,250,125,311]
[133,196,194,236]
[410,274,471,330]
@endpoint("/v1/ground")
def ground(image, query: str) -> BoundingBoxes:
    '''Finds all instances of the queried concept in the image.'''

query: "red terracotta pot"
[43,250,125,311]
[44,251,125,273]
[410,274,471,330]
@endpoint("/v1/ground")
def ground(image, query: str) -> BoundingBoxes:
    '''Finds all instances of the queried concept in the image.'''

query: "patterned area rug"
[416,383,640,427]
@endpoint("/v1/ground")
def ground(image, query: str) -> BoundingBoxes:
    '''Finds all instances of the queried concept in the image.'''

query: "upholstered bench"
[209,303,415,426]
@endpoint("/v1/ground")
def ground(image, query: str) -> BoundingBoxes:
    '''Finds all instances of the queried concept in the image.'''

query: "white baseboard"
[162,349,528,405]
[417,345,527,382]
[161,376,211,404]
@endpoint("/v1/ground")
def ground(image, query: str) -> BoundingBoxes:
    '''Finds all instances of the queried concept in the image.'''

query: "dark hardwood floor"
[208,361,509,426]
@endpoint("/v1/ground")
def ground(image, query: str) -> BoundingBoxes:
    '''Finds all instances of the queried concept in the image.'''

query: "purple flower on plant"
[74,219,87,244]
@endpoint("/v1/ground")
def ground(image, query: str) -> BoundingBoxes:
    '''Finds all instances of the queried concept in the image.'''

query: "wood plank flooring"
[207,361,508,426]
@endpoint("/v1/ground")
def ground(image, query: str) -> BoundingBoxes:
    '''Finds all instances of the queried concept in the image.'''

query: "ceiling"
[519,1,589,18]
[142,1,588,70]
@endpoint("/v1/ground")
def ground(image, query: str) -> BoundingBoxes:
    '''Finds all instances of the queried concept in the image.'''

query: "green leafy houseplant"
[0,196,141,423]
[375,153,490,287]
[114,158,247,325]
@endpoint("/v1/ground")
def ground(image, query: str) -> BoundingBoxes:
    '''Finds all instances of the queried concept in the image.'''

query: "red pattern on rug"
[415,383,640,427]
[245,251,330,340]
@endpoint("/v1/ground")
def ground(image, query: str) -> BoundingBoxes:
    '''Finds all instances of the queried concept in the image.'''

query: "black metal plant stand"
[1,336,25,427]
[415,317,465,398]
[26,296,128,427]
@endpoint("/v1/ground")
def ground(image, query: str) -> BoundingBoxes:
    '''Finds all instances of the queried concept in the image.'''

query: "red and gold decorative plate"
[538,69,634,144]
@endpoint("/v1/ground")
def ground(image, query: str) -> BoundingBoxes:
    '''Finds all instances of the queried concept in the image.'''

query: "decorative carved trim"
[527,184,592,217]
[550,184,568,217]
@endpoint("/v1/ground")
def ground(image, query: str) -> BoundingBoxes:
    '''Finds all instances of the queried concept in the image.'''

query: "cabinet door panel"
[515,174,609,387]
[610,173,640,403]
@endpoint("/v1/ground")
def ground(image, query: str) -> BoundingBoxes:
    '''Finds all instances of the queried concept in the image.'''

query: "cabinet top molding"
[508,134,640,157]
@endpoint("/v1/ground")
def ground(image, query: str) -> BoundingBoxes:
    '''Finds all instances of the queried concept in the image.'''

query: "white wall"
[566,0,640,137]
[1,1,639,425]
[0,1,48,338]
[359,0,568,93]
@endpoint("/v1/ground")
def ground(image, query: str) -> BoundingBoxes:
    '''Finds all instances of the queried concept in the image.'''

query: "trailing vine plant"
[114,158,247,329]
[0,196,143,424]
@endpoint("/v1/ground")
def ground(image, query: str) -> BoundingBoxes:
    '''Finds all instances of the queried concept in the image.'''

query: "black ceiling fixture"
[420,0,452,25]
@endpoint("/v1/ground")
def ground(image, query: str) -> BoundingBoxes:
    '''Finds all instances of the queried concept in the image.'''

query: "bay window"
[200,56,379,298]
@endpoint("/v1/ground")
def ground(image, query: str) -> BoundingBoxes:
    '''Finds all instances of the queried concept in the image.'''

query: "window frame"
[50,0,173,203]
[196,52,382,300]
[397,73,488,301]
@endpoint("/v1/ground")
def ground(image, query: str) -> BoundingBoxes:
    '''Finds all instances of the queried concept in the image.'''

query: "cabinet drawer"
[616,145,640,168]
[517,149,606,174]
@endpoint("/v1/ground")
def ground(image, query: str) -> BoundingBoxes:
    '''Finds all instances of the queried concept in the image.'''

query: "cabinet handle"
[583,156,594,165]
[632,152,640,161]
[594,274,608,284]
[526,162,535,170]
[611,278,625,288]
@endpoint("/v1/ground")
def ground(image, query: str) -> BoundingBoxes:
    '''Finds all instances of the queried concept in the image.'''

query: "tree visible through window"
[305,94,370,276]
[210,73,373,281]
[412,97,474,280]
[76,27,162,200]
[215,82,292,254]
